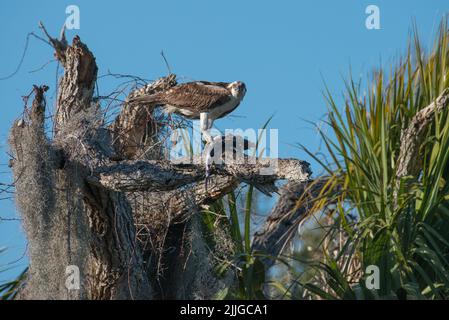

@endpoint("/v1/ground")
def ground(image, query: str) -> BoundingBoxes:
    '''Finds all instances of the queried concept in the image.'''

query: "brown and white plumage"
[128,80,246,120]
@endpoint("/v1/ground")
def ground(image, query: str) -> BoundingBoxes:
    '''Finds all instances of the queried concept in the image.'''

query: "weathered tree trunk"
[8,26,311,299]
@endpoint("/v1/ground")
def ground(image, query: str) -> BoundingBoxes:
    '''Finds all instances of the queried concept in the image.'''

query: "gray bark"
[396,88,449,179]
[252,178,329,270]
[394,88,449,204]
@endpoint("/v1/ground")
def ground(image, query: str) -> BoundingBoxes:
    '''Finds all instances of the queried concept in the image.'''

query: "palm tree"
[298,18,449,299]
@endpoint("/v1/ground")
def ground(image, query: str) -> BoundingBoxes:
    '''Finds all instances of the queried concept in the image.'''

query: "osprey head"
[228,81,247,100]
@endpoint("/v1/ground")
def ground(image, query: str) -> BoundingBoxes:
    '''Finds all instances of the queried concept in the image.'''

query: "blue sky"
[1,0,449,281]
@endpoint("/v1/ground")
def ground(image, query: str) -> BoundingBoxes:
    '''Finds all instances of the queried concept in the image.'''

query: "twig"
[0,32,51,81]
[28,59,57,74]
[160,50,172,75]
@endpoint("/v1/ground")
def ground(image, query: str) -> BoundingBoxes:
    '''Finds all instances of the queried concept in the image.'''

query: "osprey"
[128,80,248,186]
[128,80,247,143]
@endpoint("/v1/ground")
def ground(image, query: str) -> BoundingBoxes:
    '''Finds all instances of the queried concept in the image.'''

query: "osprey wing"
[162,82,232,113]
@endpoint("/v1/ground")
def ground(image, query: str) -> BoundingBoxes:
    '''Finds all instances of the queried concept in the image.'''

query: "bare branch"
[86,158,311,192]
[394,88,449,201]
[251,179,327,269]
[38,22,68,65]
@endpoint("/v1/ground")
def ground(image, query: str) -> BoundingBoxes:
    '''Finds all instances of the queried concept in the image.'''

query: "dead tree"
[8,27,311,299]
